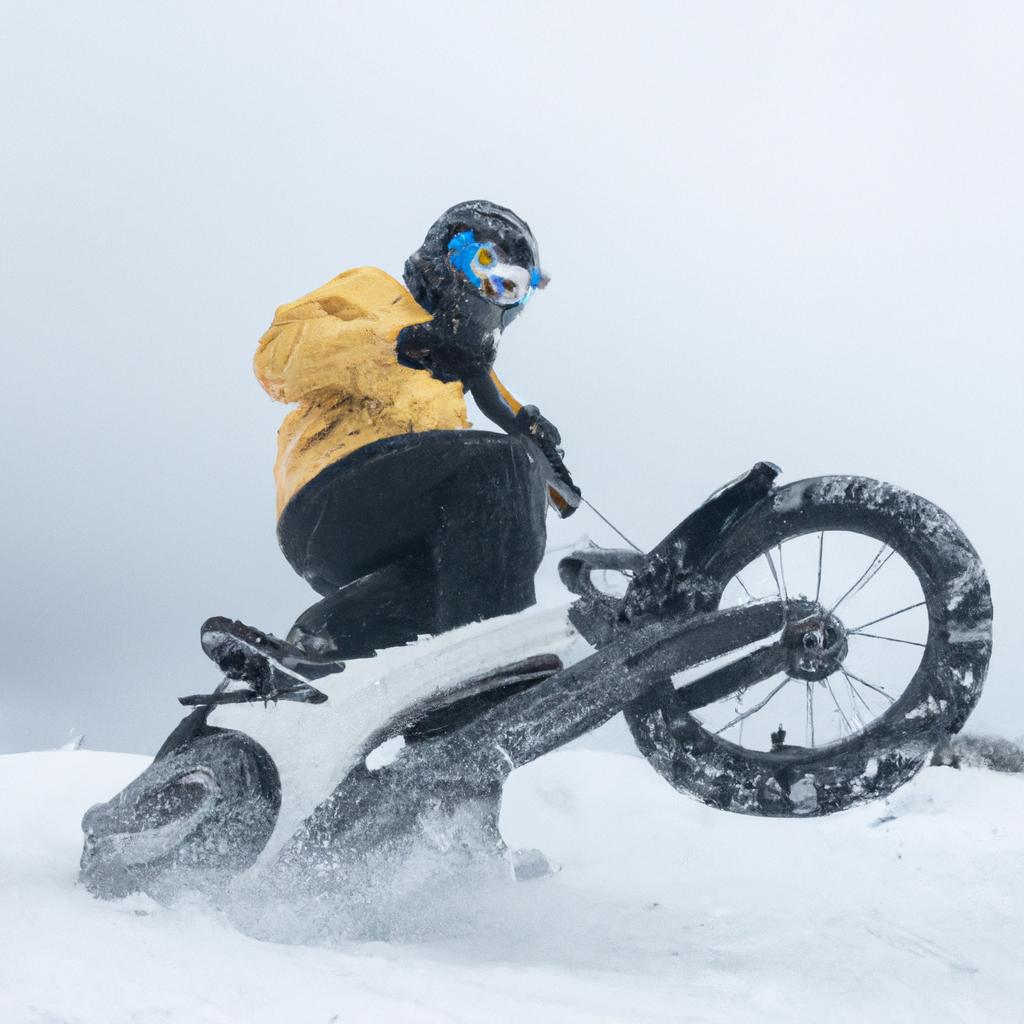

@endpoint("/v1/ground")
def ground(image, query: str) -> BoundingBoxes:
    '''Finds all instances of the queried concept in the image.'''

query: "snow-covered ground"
[2,747,1021,1024]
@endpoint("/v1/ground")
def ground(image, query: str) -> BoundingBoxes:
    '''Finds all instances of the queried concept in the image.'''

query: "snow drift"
[2,745,1022,1024]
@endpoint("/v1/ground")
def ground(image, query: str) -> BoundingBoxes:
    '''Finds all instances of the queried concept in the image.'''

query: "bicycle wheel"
[624,476,992,816]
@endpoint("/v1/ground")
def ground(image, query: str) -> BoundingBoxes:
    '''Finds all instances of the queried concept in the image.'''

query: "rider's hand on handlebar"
[513,405,581,517]
[513,405,562,448]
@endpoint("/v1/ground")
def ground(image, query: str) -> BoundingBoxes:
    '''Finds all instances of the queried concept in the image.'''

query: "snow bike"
[80,457,992,900]
[561,460,992,816]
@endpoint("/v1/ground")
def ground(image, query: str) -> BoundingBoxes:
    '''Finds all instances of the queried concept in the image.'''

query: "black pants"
[278,431,547,659]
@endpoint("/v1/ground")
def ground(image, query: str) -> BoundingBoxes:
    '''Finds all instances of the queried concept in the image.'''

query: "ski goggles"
[447,230,549,307]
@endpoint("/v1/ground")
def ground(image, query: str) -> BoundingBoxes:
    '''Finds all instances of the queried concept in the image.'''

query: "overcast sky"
[1,1,1021,754]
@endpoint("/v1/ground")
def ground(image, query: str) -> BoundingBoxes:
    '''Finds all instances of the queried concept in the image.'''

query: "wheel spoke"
[841,667,877,716]
[851,632,926,649]
[824,675,854,735]
[829,542,894,614]
[843,673,867,729]
[763,549,787,618]
[714,677,790,735]
[842,668,895,704]
[849,601,927,634]
[805,680,815,747]
[814,531,824,603]
[712,530,923,748]
[852,547,897,601]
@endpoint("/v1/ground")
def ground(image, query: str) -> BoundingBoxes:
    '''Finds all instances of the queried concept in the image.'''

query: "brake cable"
[581,496,643,554]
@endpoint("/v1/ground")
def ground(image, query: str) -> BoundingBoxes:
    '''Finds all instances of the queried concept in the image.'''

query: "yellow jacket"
[254,267,470,517]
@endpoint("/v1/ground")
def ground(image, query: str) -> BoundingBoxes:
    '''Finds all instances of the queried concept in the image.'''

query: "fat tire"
[624,476,993,817]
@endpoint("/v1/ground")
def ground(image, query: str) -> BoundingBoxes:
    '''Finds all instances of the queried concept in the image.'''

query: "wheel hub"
[782,601,848,681]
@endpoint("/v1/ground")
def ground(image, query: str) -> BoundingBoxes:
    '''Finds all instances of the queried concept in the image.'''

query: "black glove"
[513,405,562,448]
[513,406,581,516]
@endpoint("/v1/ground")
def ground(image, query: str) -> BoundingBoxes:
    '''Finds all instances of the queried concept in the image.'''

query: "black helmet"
[399,201,547,382]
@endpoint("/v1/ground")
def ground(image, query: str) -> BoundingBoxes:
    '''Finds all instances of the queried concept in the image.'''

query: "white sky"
[1,1,1021,754]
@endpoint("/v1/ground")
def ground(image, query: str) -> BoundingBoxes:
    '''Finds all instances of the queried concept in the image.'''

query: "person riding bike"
[203,201,580,688]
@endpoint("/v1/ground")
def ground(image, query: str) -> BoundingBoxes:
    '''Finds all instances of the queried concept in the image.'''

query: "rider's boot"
[188,616,345,705]
[201,616,346,679]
